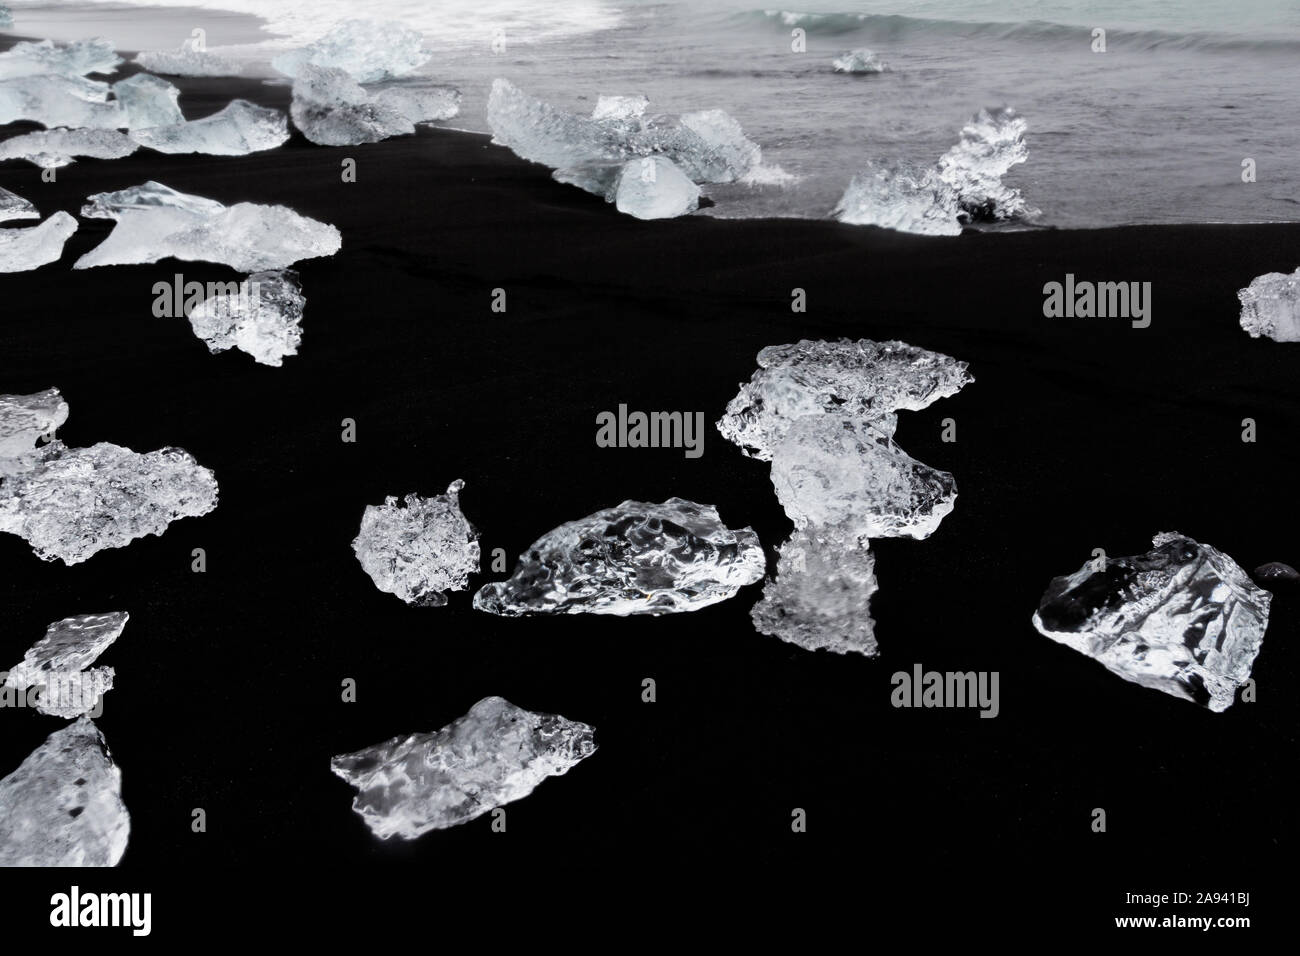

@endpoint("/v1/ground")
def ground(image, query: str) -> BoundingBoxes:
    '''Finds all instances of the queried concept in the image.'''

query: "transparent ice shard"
[474,497,764,616]
[331,696,596,839]
[130,99,289,155]
[592,94,648,121]
[0,127,137,167]
[751,525,879,656]
[289,65,458,146]
[352,480,481,606]
[134,46,244,78]
[0,718,129,867]
[0,186,38,223]
[717,338,974,460]
[771,416,957,542]
[0,387,68,476]
[186,269,305,366]
[1032,532,1271,712]
[1238,266,1300,342]
[0,6,11,28]
[0,441,219,565]
[613,156,700,220]
[272,19,432,84]
[0,212,77,273]
[76,181,341,272]
[936,107,1036,223]
[834,160,962,236]
[4,612,128,719]
[111,73,183,129]
[833,49,887,73]
[0,74,121,129]
[0,38,121,80]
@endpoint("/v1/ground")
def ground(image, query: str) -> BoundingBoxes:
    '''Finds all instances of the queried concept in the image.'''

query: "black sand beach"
[2,52,1298,918]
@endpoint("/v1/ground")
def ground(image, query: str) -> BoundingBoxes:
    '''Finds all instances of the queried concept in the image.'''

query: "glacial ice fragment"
[0,74,120,129]
[0,441,219,565]
[833,49,887,73]
[613,156,700,219]
[134,45,244,78]
[835,160,962,236]
[1032,532,1271,712]
[0,6,11,29]
[751,525,879,656]
[718,338,974,460]
[0,388,68,475]
[111,73,183,129]
[0,127,137,167]
[474,497,764,616]
[1238,266,1300,342]
[4,613,128,719]
[331,696,596,839]
[0,212,77,273]
[352,480,481,606]
[592,94,649,121]
[1254,561,1299,583]
[0,718,129,866]
[186,270,305,366]
[0,38,121,80]
[76,181,341,271]
[0,185,37,223]
[289,65,458,146]
[272,19,432,84]
[130,99,289,155]
[936,107,1036,222]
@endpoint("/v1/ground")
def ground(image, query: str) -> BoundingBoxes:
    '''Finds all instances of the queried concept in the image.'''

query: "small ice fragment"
[834,160,962,236]
[0,718,130,867]
[473,497,764,616]
[0,440,219,565]
[592,94,648,121]
[289,65,411,146]
[331,696,596,839]
[936,106,1036,222]
[0,6,11,28]
[0,212,77,273]
[0,74,121,129]
[1033,532,1271,712]
[272,19,432,84]
[76,181,341,272]
[133,45,244,78]
[0,38,121,80]
[833,49,887,73]
[186,270,305,366]
[111,73,183,129]
[4,612,128,718]
[370,83,460,125]
[0,127,137,167]
[613,155,700,219]
[1254,561,1299,583]
[130,99,289,155]
[0,185,38,223]
[352,480,481,606]
[0,388,68,475]
[1238,266,1300,342]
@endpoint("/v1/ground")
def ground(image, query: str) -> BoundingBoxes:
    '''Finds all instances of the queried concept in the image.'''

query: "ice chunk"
[718,338,974,460]
[592,94,648,121]
[272,19,431,84]
[1033,533,1271,712]
[0,388,68,476]
[4,613,128,719]
[0,127,137,167]
[751,525,879,656]
[0,74,121,129]
[133,46,244,78]
[1255,561,1299,583]
[111,73,183,129]
[0,212,77,273]
[0,6,11,29]
[771,416,957,542]
[835,160,962,236]
[0,38,121,80]
[613,156,700,219]
[1238,266,1300,342]
[936,107,1036,222]
[474,497,764,616]
[331,696,596,839]
[352,480,480,606]
[833,49,887,73]
[76,182,341,272]
[0,185,38,223]
[186,270,305,366]
[130,99,289,155]
[0,718,129,866]
[0,441,219,565]
[289,66,458,146]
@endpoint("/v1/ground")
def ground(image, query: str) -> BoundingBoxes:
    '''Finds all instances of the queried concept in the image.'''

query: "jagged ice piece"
[0,186,38,223]
[272,19,431,84]
[186,270,305,366]
[613,155,700,219]
[0,38,121,80]
[4,613,128,719]
[833,49,887,73]
[0,128,137,167]
[0,212,77,273]
[130,99,288,155]
[133,46,244,78]
[111,73,183,129]
[1238,266,1300,342]
[0,388,68,476]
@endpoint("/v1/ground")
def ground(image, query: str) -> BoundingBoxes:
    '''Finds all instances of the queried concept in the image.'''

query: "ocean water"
[6,0,1300,228]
